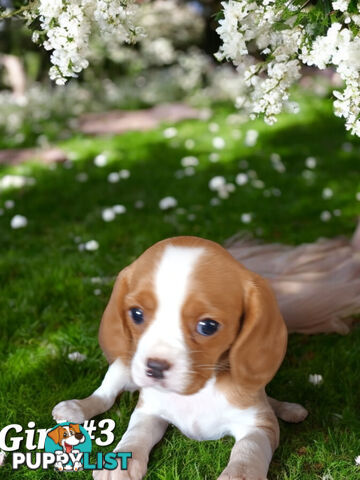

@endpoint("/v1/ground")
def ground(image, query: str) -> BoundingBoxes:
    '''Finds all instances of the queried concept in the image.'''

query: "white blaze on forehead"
[131,244,204,390]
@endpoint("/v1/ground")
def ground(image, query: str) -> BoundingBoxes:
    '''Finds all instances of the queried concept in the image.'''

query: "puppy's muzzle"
[146,358,171,379]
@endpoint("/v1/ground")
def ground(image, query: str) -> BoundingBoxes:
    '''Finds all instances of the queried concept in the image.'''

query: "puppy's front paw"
[52,399,89,423]
[93,456,147,480]
[217,463,267,480]
[275,401,308,423]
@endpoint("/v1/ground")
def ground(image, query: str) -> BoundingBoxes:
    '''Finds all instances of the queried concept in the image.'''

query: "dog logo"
[45,422,91,472]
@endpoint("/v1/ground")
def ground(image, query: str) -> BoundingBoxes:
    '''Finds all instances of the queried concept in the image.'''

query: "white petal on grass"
[108,172,120,183]
[68,352,87,362]
[209,152,219,162]
[208,122,219,133]
[184,167,195,176]
[241,213,252,224]
[11,215,28,229]
[159,196,177,210]
[185,139,195,150]
[226,183,235,193]
[308,374,323,385]
[0,450,6,467]
[0,175,36,190]
[181,156,199,167]
[163,127,177,139]
[320,210,332,222]
[236,173,248,186]
[245,129,258,147]
[94,153,108,167]
[322,188,333,199]
[102,208,116,222]
[119,169,130,179]
[113,204,126,214]
[212,136,226,150]
[356,192,360,201]
[355,456,360,466]
[5,200,15,209]
[76,172,88,183]
[85,240,99,251]
[252,179,265,189]
[93,288,102,296]
[218,186,229,199]
[209,176,226,191]
[305,156,317,169]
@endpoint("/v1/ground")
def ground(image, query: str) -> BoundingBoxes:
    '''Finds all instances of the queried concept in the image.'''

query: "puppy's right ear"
[98,266,133,365]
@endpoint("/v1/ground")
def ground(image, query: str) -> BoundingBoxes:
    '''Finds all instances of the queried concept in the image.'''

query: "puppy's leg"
[268,396,308,423]
[53,359,134,423]
[218,414,278,480]
[93,408,168,480]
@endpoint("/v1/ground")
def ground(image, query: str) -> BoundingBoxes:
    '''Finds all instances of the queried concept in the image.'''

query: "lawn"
[0,91,359,480]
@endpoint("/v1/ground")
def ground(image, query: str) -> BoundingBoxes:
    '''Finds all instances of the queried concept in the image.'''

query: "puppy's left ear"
[47,427,61,445]
[229,272,287,392]
[69,423,81,433]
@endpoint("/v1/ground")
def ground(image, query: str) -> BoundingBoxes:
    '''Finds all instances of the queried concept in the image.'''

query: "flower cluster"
[27,0,139,84]
[216,0,360,136]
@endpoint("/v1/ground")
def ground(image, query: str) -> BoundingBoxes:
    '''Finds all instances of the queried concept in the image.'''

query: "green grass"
[0,92,360,480]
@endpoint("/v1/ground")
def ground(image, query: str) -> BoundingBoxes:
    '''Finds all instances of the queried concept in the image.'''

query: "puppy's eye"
[196,319,219,336]
[129,307,144,325]
[63,432,68,437]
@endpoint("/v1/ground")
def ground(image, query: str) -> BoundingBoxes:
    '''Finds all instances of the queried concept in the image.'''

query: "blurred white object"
[159,196,177,210]
[308,374,323,386]
[94,153,108,167]
[85,240,99,251]
[68,352,87,362]
[10,215,28,229]
[0,450,6,467]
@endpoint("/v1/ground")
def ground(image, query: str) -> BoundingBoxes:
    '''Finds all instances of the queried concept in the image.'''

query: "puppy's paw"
[52,399,89,423]
[217,462,267,480]
[275,401,308,423]
[93,456,147,480]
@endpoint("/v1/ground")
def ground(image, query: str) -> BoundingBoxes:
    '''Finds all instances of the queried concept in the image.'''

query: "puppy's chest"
[139,379,257,441]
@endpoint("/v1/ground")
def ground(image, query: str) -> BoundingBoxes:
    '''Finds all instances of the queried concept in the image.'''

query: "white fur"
[138,377,257,441]
[131,245,204,393]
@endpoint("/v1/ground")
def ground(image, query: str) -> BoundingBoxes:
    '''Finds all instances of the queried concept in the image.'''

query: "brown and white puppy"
[53,236,307,480]
[47,423,85,471]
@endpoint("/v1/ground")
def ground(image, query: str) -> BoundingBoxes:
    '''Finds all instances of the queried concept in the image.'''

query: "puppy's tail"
[268,396,308,423]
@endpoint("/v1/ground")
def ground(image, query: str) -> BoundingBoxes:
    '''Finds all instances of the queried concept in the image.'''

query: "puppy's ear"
[47,427,62,445]
[69,423,81,434]
[229,273,287,392]
[98,266,133,365]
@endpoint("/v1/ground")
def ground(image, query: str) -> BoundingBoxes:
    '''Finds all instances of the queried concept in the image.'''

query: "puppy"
[47,423,84,471]
[53,236,307,479]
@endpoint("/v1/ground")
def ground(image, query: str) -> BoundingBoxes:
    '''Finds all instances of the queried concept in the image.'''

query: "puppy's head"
[99,237,287,395]
[47,424,84,448]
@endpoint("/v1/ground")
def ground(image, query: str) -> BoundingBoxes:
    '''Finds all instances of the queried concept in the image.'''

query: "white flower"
[113,204,126,214]
[236,173,248,186]
[320,211,332,222]
[94,153,108,167]
[355,455,360,466]
[212,136,226,149]
[5,200,15,209]
[245,130,258,147]
[322,188,334,199]
[209,153,220,162]
[159,196,177,210]
[209,176,226,191]
[308,373,323,385]
[181,156,199,167]
[185,139,195,150]
[305,157,317,169]
[208,122,219,133]
[11,215,28,229]
[85,240,99,251]
[163,127,177,138]
[119,169,130,179]
[68,351,87,362]
[93,288,102,296]
[241,213,252,224]
[0,175,36,190]
[102,208,116,222]
[108,172,120,183]
[332,0,349,12]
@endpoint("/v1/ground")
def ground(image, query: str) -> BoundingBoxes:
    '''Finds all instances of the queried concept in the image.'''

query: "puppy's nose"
[146,358,171,379]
